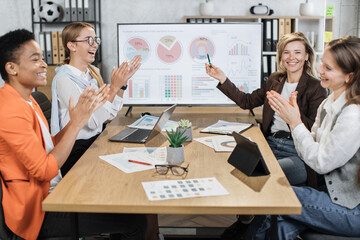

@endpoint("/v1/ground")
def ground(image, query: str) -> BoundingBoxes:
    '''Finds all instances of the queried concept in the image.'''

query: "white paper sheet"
[194,136,215,149]
[99,152,163,173]
[211,135,237,152]
[200,120,252,135]
[123,147,167,163]
[142,177,229,201]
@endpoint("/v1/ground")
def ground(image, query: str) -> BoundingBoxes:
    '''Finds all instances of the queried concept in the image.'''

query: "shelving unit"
[31,0,101,100]
[31,0,101,64]
[184,15,327,85]
[184,15,326,54]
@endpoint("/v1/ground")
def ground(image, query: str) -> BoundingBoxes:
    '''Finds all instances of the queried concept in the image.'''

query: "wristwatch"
[121,85,128,90]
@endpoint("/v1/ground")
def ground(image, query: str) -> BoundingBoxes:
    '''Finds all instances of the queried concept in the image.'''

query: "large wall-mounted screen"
[117,23,262,105]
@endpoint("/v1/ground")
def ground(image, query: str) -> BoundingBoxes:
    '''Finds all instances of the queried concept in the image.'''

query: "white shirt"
[292,92,360,174]
[271,80,298,133]
[28,101,62,193]
[56,65,123,139]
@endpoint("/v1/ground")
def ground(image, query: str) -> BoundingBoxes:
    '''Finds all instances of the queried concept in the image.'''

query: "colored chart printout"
[157,35,182,64]
[211,135,236,152]
[189,37,215,62]
[142,177,229,201]
[125,37,150,63]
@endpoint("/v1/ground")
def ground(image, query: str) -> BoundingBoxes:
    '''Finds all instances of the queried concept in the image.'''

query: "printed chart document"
[99,152,164,173]
[212,135,237,152]
[128,115,178,131]
[123,147,167,163]
[200,120,252,135]
[194,136,215,148]
[142,177,229,201]
[195,136,236,152]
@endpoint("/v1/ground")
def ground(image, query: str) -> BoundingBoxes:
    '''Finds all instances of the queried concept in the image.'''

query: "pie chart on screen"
[189,36,215,63]
[157,35,182,64]
[125,37,150,62]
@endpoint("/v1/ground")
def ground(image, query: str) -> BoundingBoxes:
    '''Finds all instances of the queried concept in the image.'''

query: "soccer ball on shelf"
[39,1,63,22]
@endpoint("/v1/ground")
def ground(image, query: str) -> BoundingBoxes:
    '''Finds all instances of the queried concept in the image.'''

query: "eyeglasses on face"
[155,164,189,176]
[71,36,101,46]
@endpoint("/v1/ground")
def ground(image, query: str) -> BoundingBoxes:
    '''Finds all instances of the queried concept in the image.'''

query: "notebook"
[109,104,176,143]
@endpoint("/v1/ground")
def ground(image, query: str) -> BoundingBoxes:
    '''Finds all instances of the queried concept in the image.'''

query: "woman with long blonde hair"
[51,22,141,176]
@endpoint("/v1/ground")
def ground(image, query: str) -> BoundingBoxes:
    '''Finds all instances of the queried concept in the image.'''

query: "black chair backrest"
[0,177,20,240]
[31,91,52,131]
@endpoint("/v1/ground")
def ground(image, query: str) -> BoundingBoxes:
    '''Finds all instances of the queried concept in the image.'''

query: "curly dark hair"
[0,29,35,81]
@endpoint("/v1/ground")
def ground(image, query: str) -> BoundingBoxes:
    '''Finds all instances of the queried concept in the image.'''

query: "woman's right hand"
[205,63,227,84]
[69,85,110,128]
[110,62,129,92]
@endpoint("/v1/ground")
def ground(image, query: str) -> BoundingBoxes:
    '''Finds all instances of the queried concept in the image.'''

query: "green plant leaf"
[166,128,188,148]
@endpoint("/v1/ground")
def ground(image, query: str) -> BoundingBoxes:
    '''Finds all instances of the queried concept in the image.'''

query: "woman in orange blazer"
[0,29,146,240]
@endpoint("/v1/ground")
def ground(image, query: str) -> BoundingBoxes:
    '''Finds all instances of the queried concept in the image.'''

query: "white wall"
[0,0,359,84]
[327,0,360,38]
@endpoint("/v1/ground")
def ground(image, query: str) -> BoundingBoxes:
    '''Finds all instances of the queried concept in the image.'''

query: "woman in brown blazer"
[205,32,327,185]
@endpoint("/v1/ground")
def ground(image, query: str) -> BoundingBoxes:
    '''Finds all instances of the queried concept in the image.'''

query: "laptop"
[227,131,270,176]
[109,104,176,143]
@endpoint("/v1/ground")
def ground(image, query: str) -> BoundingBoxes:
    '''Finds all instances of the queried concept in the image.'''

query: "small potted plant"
[166,129,188,164]
[177,119,192,142]
[199,0,214,16]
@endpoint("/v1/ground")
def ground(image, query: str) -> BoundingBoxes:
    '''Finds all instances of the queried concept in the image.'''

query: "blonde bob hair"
[61,22,103,87]
[276,32,316,78]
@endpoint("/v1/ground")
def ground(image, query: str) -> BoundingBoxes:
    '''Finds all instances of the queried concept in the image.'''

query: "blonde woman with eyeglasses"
[51,22,142,176]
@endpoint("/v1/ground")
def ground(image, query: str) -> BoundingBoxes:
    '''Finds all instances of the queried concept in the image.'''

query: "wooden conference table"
[42,106,301,238]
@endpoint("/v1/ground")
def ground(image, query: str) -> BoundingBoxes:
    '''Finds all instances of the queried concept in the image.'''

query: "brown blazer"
[217,71,327,137]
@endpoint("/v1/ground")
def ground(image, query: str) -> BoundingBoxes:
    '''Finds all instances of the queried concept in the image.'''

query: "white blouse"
[55,65,123,140]
[292,92,360,174]
[28,101,62,193]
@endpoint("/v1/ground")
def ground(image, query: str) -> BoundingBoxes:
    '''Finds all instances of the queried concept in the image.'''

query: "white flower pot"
[167,145,184,164]
[176,127,192,142]
[199,2,214,16]
[299,3,314,16]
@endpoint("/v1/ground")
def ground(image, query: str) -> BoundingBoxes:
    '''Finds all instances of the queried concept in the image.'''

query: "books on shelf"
[63,0,96,21]
[39,31,66,65]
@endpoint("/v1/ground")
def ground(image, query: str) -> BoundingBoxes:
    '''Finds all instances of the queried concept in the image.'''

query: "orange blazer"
[0,84,59,240]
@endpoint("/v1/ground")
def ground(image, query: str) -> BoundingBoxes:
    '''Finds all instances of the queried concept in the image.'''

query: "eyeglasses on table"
[155,164,189,176]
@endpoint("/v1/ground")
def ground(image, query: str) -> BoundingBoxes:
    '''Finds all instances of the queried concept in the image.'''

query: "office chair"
[299,168,360,240]
[0,177,23,240]
[300,230,360,240]
[31,91,52,130]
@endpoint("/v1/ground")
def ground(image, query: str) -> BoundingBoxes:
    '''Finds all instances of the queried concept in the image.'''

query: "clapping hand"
[266,90,302,130]
[110,62,129,92]
[125,55,142,80]
[69,84,110,128]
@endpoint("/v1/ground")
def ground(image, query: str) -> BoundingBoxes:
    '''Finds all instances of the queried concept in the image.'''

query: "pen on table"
[128,160,152,166]
[207,53,212,68]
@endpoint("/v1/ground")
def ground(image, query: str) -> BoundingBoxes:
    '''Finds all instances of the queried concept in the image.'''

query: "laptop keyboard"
[122,129,152,141]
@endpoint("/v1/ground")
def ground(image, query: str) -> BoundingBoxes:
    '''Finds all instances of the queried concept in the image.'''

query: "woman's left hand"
[125,55,142,81]
[266,90,303,130]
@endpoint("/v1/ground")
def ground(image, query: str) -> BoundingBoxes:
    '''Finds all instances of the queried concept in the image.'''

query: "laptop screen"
[147,104,177,141]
